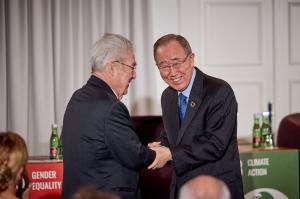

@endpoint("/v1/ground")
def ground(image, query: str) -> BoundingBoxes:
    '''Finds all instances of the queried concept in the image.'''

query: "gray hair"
[90,33,134,71]
[179,175,231,199]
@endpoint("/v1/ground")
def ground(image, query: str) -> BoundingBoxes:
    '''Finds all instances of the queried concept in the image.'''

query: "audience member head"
[179,175,231,199]
[0,131,29,198]
[90,33,137,100]
[70,186,120,199]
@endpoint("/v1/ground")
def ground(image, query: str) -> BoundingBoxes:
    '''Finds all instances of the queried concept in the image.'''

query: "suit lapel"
[163,90,180,145]
[176,68,204,145]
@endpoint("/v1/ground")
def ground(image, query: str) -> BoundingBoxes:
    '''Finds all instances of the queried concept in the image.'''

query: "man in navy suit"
[62,33,166,199]
[149,34,244,199]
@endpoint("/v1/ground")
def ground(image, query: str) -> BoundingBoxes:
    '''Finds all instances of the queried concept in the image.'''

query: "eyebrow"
[158,57,181,65]
[171,57,181,61]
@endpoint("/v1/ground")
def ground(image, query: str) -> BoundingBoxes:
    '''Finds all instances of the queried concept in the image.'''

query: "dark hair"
[153,34,192,61]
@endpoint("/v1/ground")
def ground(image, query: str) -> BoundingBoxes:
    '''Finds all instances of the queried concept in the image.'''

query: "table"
[239,145,299,199]
[26,146,299,199]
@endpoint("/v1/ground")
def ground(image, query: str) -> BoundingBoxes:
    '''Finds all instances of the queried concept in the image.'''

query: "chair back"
[131,116,172,199]
[277,113,300,149]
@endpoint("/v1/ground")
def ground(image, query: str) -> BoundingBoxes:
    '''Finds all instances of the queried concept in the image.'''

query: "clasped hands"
[148,142,172,170]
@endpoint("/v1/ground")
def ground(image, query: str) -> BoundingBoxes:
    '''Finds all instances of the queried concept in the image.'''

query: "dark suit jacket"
[160,68,244,199]
[62,75,155,199]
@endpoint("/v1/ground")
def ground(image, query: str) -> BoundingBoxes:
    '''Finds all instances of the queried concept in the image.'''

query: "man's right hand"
[148,146,171,170]
[148,141,161,148]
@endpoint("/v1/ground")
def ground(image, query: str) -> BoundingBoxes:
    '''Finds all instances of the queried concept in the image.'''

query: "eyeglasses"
[157,54,191,72]
[113,61,136,71]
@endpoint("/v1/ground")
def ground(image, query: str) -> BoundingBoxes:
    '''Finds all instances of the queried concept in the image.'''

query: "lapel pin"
[190,101,196,107]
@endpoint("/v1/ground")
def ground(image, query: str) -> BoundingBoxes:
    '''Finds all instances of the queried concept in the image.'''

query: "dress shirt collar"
[178,67,196,100]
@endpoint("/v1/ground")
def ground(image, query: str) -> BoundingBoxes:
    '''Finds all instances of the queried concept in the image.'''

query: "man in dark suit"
[148,34,244,199]
[62,33,164,199]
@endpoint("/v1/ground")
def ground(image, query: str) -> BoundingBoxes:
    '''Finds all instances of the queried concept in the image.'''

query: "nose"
[132,70,136,79]
[169,65,177,75]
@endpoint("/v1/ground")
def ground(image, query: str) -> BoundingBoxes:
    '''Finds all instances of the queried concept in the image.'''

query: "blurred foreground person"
[0,132,32,199]
[62,33,166,199]
[70,186,120,199]
[179,175,231,199]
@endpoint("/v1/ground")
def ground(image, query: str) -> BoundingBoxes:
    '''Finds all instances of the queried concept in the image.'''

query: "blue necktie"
[178,93,187,127]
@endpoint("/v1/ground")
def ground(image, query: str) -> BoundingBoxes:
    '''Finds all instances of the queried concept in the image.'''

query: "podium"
[239,145,299,199]
[26,156,63,199]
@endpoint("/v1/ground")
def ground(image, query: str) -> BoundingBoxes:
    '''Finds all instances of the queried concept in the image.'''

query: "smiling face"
[155,40,194,92]
[111,50,136,100]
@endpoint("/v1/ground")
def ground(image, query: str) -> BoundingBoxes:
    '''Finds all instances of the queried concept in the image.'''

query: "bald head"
[179,175,231,199]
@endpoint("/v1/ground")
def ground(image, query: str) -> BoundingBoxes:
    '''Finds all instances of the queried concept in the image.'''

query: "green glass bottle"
[265,133,274,149]
[50,124,59,160]
[261,112,274,149]
[252,113,261,148]
[57,126,63,160]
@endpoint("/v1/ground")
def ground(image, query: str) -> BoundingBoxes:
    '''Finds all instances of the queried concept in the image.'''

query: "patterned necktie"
[178,93,187,127]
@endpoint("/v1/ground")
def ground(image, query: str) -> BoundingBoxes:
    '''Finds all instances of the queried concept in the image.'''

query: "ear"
[17,167,24,180]
[190,53,195,66]
[105,62,116,74]
[14,166,24,186]
[109,62,122,79]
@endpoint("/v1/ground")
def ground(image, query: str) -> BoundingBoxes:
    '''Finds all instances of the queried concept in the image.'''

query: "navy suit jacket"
[62,75,155,199]
[160,68,244,199]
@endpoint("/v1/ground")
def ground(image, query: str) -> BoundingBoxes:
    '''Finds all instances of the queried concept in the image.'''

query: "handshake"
[147,142,172,170]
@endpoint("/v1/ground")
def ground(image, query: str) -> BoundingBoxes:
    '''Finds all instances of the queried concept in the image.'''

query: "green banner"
[240,148,299,199]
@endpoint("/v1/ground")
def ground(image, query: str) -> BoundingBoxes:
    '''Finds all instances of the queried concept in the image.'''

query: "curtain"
[0,0,159,155]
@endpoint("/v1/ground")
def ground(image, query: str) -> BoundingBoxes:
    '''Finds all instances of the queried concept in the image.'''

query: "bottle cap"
[262,112,270,117]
